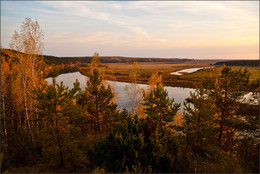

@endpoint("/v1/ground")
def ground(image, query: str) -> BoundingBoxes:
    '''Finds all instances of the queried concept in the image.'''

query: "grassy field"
[181,66,259,82]
[104,62,213,76]
[79,62,259,88]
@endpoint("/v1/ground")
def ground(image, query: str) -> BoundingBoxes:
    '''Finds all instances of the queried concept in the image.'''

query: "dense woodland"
[1,18,259,173]
[215,60,259,67]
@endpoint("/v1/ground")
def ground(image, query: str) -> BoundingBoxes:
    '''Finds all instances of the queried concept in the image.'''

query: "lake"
[45,72,194,112]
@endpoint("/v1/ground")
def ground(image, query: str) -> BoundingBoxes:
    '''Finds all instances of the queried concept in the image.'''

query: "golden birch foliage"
[1,49,24,117]
[130,61,140,83]
[136,103,145,119]
[8,18,45,133]
[125,61,142,114]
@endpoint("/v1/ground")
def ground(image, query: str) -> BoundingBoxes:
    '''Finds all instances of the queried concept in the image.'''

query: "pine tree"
[118,108,129,122]
[81,54,118,133]
[34,69,82,167]
[143,83,180,126]
[183,85,217,172]
[208,65,250,150]
[84,68,118,132]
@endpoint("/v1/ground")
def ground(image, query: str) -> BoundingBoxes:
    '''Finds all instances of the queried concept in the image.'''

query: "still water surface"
[45,72,195,112]
[171,67,211,75]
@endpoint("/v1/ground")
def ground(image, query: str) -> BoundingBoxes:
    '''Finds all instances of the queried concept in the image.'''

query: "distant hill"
[43,55,197,65]
[215,60,259,67]
[1,48,217,65]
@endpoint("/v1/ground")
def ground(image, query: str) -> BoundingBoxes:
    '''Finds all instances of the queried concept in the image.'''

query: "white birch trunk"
[30,54,39,130]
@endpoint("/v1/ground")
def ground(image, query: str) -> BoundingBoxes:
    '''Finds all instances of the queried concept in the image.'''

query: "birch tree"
[125,61,142,114]
[1,49,24,165]
[9,18,45,135]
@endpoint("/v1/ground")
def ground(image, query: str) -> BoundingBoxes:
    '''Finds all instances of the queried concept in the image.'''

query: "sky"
[1,1,259,59]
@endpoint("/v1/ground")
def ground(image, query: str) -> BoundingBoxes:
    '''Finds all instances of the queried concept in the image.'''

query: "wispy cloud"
[1,1,259,59]
[40,1,152,38]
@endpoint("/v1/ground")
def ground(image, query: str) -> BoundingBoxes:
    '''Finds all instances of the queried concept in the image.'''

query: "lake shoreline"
[45,71,259,112]
[45,71,195,112]
[78,69,200,89]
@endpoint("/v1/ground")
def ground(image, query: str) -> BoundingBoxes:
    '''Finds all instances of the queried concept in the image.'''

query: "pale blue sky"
[1,1,259,59]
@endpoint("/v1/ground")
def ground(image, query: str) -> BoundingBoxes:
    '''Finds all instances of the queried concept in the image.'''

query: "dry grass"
[104,62,214,76]
[182,66,259,82]
[80,61,258,88]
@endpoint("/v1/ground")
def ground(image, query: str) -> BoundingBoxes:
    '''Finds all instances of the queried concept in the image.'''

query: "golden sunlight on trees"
[1,18,47,170]
[209,66,250,150]
[125,61,142,114]
[180,67,256,172]
[143,83,180,126]
[9,18,45,137]
[34,69,83,167]
[1,49,25,163]
[135,72,164,118]
[78,54,118,133]
[1,16,259,173]
[183,85,217,173]
[90,52,101,69]
[142,73,180,126]
[147,72,163,89]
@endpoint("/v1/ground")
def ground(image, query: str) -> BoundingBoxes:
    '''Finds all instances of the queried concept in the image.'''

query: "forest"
[215,60,259,67]
[1,18,259,173]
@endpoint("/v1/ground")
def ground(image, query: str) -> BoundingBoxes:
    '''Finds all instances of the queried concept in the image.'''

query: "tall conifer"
[143,83,180,126]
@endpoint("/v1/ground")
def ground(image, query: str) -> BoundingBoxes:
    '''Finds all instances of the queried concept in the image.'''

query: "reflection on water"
[45,72,194,112]
[171,67,211,75]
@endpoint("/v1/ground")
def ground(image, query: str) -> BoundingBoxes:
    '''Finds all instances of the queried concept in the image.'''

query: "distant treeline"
[3,49,258,67]
[1,49,206,64]
[2,48,220,65]
[215,60,259,67]
[44,55,196,64]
